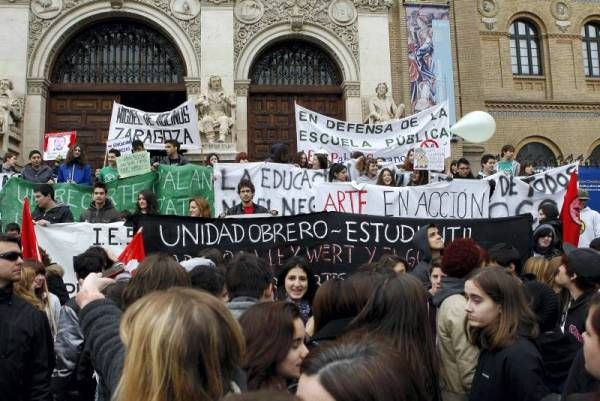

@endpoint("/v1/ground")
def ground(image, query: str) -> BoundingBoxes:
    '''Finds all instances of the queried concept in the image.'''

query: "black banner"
[136,212,533,283]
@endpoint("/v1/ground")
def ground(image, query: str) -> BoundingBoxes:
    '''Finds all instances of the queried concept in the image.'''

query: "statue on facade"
[195,75,236,143]
[0,79,23,135]
[368,82,405,124]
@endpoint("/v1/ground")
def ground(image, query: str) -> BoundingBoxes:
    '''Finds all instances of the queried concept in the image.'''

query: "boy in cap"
[578,189,600,248]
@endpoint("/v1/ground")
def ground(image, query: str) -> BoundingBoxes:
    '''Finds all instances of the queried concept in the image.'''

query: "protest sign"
[117,151,151,178]
[314,180,489,219]
[488,163,578,223]
[213,162,327,216]
[413,147,445,171]
[43,131,76,161]
[36,222,133,294]
[296,101,450,164]
[138,212,532,282]
[156,164,214,216]
[107,100,200,153]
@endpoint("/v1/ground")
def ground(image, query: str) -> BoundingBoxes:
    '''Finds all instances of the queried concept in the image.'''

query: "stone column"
[234,79,251,154]
[342,81,362,122]
[23,78,50,159]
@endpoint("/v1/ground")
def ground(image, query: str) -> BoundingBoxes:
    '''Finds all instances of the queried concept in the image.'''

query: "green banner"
[0,164,213,226]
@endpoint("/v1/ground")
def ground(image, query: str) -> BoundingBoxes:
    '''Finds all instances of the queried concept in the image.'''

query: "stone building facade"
[0,0,598,168]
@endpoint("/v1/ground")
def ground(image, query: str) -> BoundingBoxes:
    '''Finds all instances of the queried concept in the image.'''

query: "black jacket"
[21,164,54,183]
[32,203,74,224]
[410,224,436,286]
[561,349,600,401]
[225,202,269,216]
[79,199,121,223]
[0,285,54,401]
[563,290,595,346]
[469,337,549,401]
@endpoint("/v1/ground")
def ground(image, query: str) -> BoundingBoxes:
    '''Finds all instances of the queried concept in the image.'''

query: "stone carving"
[367,82,404,123]
[195,76,236,143]
[204,0,230,4]
[31,0,63,19]
[353,0,392,12]
[170,0,200,20]
[551,0,571,21]
[478,0,498,17]
[234,0,359,63]
[0,80,24,135]
[329,0,357,26]
[234,0,264,24]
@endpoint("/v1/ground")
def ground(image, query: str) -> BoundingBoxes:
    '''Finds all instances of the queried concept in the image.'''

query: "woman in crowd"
[298,339,425,401]
[1,151,17,174]
[189,197,212,218]
[14,260,61,337]
[522,256,555,287]
[311,153,328,170]
[532,224,562,259]
[400,149,415,172]
[408,170,429,186]
[276,257,318,323]
[347,274,440,401]
[377,254,408,273]
[328,163,348,182]
[294,152,309,169]
[239,302,309,392]
[465,267,548,401]
[448,160,458,176]
[519,161,536,177]
[355,157,379,184]
[235,152,249,163]
[76,279,245,401]
[57,144,92,185]
[538,202,563,240]
[376,167,396,187]
[135,190,160,216]
[206,153,220,167]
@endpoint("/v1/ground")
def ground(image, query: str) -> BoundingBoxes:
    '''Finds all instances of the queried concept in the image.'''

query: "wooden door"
[47,94,120,169]
[248,90,345,161]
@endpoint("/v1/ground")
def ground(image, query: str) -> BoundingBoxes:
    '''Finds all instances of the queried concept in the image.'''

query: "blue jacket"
[57,163,92,185]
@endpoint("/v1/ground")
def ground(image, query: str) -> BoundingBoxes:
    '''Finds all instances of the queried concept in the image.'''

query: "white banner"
[296,101,450,164]
[488,163,578,223]
[107,100,200,153]
[43,131,76,161]
[213,162,328,216]
[314,180,489,219]
[35,222,134,294]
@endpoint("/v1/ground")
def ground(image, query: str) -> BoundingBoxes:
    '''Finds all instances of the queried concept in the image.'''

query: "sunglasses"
[0,251,22,261]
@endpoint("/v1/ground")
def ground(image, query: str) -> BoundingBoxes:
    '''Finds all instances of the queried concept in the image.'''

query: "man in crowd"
[488,242,521,275]
[222,178,274,216]
[578,189,600,248]
[226,252,274,319]
[453,158,474,179]
[32,183,74,225]
[0,234,54,401]
[410,223,445,286]
[265,143,289,164]
[476,154,496,179]
[21,150,54,183]
[96,148,120,183]
[80,182,121,223]
[132,139,145,153]
[496,144,520,176]
[4,222,20,238]
[153,139,188,167]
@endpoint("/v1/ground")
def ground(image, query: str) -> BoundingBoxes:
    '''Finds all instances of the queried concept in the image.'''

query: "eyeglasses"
[0,251,22,261]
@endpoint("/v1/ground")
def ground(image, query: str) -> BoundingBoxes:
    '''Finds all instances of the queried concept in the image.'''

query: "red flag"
[561,171,581,247]
[118,228,145,266]
[21,197,41,261]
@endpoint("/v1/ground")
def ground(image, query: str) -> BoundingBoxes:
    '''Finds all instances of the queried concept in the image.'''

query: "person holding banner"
[355,157,380,184]
[97,149,121,184]
[223,179,274,216]
[496,144,521,177]
[476,154,496,179]
[21,150,54,183]
[328,164,348,183]
[189,197,212,218]
[135,190,160,216]
[1,151,17,174]
[32,184,74,225]
[376,168,397,187]
[57,144,92,185]
[310,153,328,170]
[80,182,121,223]
[152,139,188,167]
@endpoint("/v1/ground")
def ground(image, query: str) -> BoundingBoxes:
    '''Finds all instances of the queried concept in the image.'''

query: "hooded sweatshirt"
[410,224,438,286]
[79,199,121,223]
[532,224,562,259]
[21,163,54,183]
[265,143,289,163]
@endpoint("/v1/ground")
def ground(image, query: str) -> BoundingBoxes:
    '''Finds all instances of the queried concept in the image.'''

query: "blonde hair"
[522,256,552,286]
[114,288,246,401]
[13,265,45,311]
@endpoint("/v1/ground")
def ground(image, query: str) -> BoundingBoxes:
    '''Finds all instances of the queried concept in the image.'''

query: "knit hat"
[441,238,481,278]
[563,245,600,282]
[522,277,559,332]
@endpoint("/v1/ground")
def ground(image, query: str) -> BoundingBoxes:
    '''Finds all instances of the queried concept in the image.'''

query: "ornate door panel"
[248,92,345,161]
[47,94,119,169]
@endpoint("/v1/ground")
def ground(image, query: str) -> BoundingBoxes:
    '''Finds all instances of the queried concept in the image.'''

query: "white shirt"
[579,206,600,248]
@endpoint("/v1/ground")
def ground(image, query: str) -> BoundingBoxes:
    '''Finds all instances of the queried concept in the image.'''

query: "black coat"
[563,290,595,346]
[469,337,549,401]
[32,203,74,224]
[225,202,269,216]
[0,285,54,401]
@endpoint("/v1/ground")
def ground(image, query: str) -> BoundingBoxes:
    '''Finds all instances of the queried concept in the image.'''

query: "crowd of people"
[1,141,600,401]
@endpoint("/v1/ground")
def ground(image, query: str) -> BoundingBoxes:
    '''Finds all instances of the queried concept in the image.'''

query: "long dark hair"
[328,163,347,182]
[376,167,396,186]
[65,143,87,165]
[239,302,301,390]
[136,190,159,215]
[347,274,439,400]
[294,152,308,168]
[276,256,317,304]
[466,267,539,350]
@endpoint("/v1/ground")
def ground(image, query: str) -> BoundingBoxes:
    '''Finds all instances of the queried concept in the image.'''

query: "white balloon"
[450,111,496,143]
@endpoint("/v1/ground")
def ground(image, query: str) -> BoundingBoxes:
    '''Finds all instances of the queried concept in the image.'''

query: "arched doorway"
[47,19,187,168]
[247,40,345,161]
[588,144,600,167]
[516,141,558,170]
